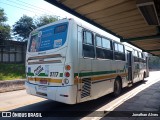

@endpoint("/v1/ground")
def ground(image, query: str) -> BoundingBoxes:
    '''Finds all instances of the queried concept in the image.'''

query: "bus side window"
[96,36,113,59]
[96,36,104,59]
[134,50,139,62]
[83,30,95,58]
[138,52,142,62]
[114,43,125,61]
[102,37,113,59]
[142,53,146,63]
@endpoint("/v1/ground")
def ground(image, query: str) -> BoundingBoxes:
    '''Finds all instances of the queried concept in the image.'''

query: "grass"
[0,63,26,81]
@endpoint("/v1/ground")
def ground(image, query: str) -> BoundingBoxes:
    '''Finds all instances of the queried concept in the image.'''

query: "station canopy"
[45,0,160,56]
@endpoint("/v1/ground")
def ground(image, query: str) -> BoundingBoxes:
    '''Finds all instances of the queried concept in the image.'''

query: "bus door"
[127,51,133,82]
[76,26,92,103]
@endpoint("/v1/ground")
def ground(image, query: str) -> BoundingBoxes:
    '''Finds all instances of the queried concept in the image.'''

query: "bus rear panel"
[25,19,77,104]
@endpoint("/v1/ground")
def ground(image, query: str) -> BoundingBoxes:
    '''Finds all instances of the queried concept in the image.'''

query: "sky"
[0,0,140,50]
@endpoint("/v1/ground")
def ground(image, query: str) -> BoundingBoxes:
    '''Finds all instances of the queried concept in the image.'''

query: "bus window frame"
[82,29,95,59]
[113,42,125,61]
[95,34,113,60]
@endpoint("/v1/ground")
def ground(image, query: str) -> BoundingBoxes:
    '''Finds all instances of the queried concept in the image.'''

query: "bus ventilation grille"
[81,78,91,98]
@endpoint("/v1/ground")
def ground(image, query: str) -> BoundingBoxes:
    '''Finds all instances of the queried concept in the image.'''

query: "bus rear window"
[28,23,68,52]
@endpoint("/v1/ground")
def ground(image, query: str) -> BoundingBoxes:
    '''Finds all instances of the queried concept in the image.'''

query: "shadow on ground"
[103,79,160,120]
[2,79,157,120]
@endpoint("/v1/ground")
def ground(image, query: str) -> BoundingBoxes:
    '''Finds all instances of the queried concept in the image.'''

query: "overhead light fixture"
[136,0,159,25]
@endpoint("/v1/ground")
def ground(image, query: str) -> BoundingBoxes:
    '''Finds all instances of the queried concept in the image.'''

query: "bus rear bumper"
[25,82,77,104]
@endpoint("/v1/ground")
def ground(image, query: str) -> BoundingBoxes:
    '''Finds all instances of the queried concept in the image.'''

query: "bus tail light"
[65,65,71,70]
[65,72,70,77]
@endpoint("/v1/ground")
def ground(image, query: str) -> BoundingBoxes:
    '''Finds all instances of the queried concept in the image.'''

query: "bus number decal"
[50,72,59,77]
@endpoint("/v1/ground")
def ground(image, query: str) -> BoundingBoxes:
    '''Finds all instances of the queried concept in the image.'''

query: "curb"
[0,79,26,93]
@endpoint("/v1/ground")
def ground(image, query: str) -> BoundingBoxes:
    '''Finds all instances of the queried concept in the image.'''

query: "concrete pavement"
[101,71,160,120]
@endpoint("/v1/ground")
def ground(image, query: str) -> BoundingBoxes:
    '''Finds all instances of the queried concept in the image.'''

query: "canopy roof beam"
[121,35,160,42]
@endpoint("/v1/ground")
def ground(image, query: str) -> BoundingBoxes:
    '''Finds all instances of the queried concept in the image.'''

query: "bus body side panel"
[91,59,115,99]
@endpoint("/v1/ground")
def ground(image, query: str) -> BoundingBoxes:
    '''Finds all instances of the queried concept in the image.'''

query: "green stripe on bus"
[27,73,34,76]
[60,73,63,77]
[38,73,48,77]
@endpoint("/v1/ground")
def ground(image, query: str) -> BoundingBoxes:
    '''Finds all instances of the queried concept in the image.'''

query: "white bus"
[25,18,149,104]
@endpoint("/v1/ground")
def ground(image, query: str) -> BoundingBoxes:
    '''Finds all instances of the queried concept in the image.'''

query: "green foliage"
[148,56,160,70]
[0,9,10,41]
[0,9,7,22]
[12,15,58,41]
[0,63,25,80]
[0,24,10,41]
[35,15,58,27]
[12,15,36,41]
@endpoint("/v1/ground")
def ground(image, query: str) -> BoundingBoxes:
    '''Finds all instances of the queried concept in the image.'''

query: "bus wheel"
[113,79,122,97]
[142,72,146,81]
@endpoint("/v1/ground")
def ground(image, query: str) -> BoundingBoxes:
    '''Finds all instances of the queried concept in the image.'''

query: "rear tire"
[142,72,146,81]
[113,79,122,97]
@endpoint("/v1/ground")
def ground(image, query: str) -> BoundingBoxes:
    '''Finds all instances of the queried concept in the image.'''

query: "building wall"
[0,41,26,63]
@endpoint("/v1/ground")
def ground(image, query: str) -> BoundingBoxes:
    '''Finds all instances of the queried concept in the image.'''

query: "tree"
[149,56,160,70]
[12,15,36,41]
[0,9,10,41]
[13,15,58,41]
[35,15,58,27]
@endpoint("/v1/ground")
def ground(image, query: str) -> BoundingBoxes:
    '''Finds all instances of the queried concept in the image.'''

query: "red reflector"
[65,72,70,77]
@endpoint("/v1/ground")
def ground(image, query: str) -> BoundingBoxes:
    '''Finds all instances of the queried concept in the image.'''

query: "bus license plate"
[37,86,47,92]
[40,79,48,84]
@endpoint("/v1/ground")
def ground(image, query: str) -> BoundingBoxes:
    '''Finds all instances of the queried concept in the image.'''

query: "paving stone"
[135,117,147,120]
[151,93,160,99]
[125,103,146,111]
[138,94,152,100]
[148,86,159,90]
[102,117,136,120]
[154,88,160,93]
[149,98,160,106]
[125,97,140,104]
[145,101,160,109]
[140,117,160,120]
[114,106,131,111]
[143,107,158,111]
